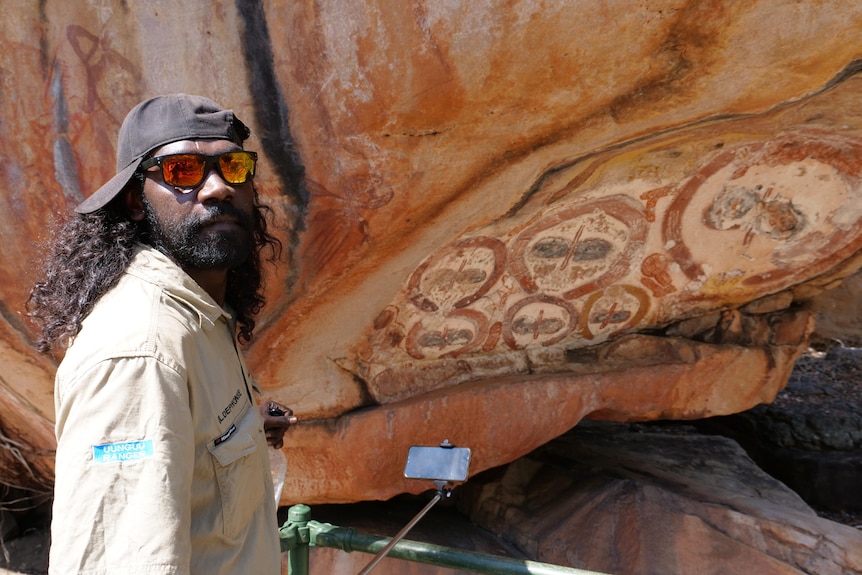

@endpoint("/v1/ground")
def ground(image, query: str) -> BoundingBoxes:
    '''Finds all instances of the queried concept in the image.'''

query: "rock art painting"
[353,128,862,403]
[665,132,862,291]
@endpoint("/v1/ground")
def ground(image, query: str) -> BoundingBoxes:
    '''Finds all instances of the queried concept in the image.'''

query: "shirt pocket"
[207,407,265,539]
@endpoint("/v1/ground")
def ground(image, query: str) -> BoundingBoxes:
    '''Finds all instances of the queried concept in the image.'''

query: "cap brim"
[74,160,142,214]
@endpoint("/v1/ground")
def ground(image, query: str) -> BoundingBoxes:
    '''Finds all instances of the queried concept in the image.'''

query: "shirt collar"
[125,244,232,330]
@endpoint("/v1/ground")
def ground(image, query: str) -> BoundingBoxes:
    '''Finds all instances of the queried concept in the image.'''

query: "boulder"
[457,422,862,575]
[281,307,814,502]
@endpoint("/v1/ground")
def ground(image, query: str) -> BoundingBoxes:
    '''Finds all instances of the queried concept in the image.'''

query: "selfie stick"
[357,479,452,575]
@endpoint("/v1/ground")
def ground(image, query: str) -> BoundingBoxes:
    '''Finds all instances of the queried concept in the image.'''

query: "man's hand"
[259,400,297,450]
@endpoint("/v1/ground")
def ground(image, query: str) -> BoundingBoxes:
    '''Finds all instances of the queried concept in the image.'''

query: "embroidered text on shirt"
[218,389,243,423]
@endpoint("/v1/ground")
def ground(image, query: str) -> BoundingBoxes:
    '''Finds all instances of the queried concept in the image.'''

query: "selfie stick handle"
[357,481,449,575]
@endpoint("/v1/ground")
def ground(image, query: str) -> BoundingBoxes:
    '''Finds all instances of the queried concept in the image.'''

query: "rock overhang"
[274,76,862,504]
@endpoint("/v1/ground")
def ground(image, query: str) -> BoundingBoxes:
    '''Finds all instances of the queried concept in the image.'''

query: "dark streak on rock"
[0,300,39,354]
[38,0,50,75]
[236,0,308,221]
[50,62,83,205]
[824,58,862,90]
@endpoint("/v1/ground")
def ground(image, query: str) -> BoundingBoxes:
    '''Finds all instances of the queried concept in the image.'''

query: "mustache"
[193,203,255,231]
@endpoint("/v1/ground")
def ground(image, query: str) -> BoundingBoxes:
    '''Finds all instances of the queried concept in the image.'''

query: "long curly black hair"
[27,176,282,354]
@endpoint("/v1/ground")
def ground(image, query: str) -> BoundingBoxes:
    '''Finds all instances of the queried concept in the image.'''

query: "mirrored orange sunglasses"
[140,151,257,188]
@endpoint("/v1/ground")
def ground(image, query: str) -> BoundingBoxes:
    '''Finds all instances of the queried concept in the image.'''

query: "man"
[27,94,295,574]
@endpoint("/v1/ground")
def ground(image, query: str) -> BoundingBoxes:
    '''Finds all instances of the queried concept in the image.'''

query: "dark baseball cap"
[75,93,251,214]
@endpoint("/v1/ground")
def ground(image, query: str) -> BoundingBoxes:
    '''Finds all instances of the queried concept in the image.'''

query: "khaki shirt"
[50,246,280,575]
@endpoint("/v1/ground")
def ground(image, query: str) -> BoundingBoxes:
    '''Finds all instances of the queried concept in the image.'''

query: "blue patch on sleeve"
[93,440,154,463]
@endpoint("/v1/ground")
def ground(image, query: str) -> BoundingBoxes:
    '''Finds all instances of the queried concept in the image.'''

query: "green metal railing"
[279,504,610,575]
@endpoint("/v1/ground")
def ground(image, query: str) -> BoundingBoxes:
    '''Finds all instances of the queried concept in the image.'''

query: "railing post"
[279,504,311,575]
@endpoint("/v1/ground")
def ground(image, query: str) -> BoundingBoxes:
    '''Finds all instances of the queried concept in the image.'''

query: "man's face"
[139,139,256,271]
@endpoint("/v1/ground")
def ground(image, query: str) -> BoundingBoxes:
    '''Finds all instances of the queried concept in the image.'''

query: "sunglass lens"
[162,155,206,187]
[219,152,256,184]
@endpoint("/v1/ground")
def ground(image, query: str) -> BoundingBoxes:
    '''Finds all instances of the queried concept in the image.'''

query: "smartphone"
[404,444,471,482]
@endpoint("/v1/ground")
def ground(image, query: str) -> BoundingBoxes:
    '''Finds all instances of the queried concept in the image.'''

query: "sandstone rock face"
[2,1,862,506]
[458,422,862,575]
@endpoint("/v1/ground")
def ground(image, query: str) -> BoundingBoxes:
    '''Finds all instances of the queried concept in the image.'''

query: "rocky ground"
[1,343,860,574]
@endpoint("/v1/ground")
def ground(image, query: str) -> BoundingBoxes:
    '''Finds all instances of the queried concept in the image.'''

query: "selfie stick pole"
[357,480,450,575]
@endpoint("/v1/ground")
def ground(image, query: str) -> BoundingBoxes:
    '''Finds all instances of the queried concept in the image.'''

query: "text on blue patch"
[93,440,154,463]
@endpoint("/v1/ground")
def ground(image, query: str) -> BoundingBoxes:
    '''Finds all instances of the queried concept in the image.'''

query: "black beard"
[141,197,255,271]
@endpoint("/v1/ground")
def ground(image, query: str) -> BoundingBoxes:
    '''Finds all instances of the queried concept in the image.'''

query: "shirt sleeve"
[50,355,194,575]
